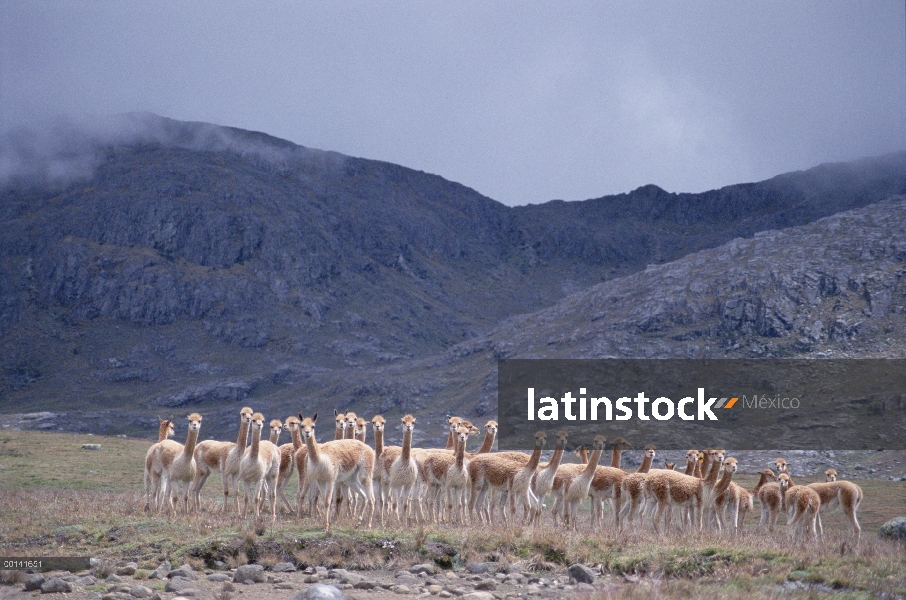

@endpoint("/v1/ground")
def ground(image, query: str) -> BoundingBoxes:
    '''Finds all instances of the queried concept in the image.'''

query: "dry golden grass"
[0,429,904,599]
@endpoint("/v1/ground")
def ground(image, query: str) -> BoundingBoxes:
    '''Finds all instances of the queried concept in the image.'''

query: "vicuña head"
[760,468,777,479]
[643,444,657,459]
[401,414,416,432]
[777,472,793,492]
[455,425,471,445]
[158,416,175,440]
[611,437,632,451]
[774,457,789,473]
[723,456,738,473]
[250,412,265,431]
[283,415,301,432]
[371,414,386,432]
[299,413,318,439]
[187,413,203,430]
[824,468,837,482]
[533,430,547,448]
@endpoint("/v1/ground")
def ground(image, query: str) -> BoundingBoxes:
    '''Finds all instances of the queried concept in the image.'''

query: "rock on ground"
[40,577,73,593]
[233,563,266,583]
[291,583,346,600]
[568,563,597,584]
[23,574,45,591]
[164,576,195,592]
[879,516,906,541]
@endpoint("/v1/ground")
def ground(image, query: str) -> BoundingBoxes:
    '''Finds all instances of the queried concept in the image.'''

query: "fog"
[0,112,343,188]
[1,2,904,204]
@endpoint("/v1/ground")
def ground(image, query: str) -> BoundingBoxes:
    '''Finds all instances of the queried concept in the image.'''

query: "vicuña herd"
[143,409,863,541]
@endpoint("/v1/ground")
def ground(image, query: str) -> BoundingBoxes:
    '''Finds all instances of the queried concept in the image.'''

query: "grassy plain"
[0,429,904,599]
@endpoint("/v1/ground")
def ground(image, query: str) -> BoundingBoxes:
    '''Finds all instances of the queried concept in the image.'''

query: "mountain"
[0,113,904,440]
[220,195,906,445]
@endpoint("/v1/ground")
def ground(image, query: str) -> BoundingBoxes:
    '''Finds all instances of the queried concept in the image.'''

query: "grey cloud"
[0,113,343,188]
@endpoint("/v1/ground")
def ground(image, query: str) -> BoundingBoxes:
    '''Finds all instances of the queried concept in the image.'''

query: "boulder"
[879,516,906,541]
[409,563,437,575]
[291,584,346,600]
[148,561,171,579]
[568,563,597,584]
[40,577,73,593]
[164,576,195,592]
[23,574,46,591]
[232,563,266,584]
[130,584,153,598]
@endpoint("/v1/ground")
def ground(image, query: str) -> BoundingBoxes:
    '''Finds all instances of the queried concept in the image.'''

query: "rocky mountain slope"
[181,195,905,448]
[0,114,904,441]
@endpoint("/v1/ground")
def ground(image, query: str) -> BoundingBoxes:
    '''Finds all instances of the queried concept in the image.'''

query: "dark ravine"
[1,114,905,441]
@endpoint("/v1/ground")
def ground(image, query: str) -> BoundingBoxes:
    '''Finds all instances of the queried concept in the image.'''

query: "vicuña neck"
[751,472,771,494]
[157,422,170,442]
[584,447,602,476]
[250,426,261,460]
[445,428,455,451]
[183,428,199,458]
[455,437,466,469]
[305,431,320,462]
[610,447,623,469]
[290,427,303,451]
[374,428,384,458]
[637,453,654,474]
[526,441,543,470]
[401,429,413,461]
[236,419,250,448]
[270,429,280,445]
[704,459,721,486]
[335,427,343,441]
[545,441,565,471]
[700,454,714,479]
[714,467,735,494]
[476,430,495,454]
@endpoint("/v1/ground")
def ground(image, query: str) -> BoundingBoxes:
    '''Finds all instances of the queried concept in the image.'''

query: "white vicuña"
[222,407,255,512]
[238,412,280,520]
[151,413,202,516]
[300,413,375,532]
[190,407,253,511]
[143,416,175,512]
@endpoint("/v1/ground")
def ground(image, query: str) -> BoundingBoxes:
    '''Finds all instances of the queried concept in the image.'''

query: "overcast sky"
[1,2,904,206]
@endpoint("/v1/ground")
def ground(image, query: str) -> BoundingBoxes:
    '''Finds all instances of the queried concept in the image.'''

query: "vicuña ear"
[298,413,304,421]
[334,409,339,417]
[312,412,318,423]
